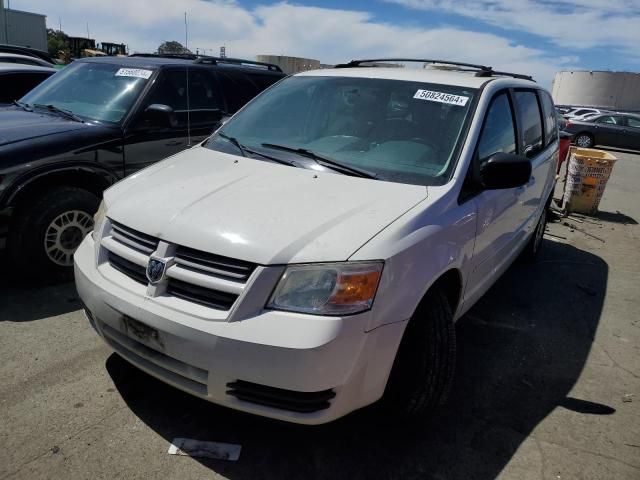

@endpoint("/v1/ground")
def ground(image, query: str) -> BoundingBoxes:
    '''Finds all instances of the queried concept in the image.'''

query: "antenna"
[184,11,191,146]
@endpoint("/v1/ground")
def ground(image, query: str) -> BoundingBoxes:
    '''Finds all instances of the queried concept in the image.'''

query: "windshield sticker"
[413,89,469,106]
[115,68,153,79]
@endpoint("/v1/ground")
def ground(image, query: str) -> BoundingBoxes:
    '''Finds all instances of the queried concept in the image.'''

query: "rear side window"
[514,91,543,156]
[627,117,640,128]
[216,71,261,113]
[539,91,557,146]
[477,92,517,163]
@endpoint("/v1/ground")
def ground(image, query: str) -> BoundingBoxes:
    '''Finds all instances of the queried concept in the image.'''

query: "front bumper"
[74,235,406,424]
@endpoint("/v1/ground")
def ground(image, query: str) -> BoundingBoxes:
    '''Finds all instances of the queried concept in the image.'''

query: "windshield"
[20,62,152,123]
[206,75,476,185]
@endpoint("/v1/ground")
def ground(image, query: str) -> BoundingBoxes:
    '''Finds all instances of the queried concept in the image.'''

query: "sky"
[11,0,640,86]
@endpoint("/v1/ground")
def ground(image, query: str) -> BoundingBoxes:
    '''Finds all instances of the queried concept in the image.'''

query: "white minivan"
[75,59,558,424]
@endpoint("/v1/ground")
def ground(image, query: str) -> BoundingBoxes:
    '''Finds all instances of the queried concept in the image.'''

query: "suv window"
[187,69,223,125]
[574,109,591,116]
[216,71,261,113]
[477,92,517,163]
[539,91,557,146]
[144,68,222,127]
[514,90,543,155]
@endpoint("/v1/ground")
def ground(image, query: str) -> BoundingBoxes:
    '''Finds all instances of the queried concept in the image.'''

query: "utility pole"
[184,12,188,51]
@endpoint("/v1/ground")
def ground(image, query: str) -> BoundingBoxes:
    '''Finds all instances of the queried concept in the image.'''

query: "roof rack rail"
[129,52,197,60]
[334,58,534,81]
[128,53,283,72]
[193,56,283,72]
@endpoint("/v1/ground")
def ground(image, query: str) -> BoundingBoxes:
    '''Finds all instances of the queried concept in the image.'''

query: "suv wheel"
[9,187,98,280]
[383,287,456,418]
[575,133,594,148]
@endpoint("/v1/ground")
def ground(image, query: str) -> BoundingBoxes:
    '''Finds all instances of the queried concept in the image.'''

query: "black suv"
[0,54,284,277]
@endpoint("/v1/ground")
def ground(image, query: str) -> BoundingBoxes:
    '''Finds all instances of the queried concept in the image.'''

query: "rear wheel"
[9,186,99,281]
[575,133,594,148]
[383,287,456,418]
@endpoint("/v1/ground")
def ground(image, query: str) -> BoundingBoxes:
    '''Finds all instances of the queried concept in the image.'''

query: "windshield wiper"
[13,100,33,111]
[261,143,377,179]
[34,103,84,123]
[218,132,246,157]
[216,133,298,167]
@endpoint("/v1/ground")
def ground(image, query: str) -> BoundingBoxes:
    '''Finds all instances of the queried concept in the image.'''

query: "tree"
[157,41,192,55]
[47,28,69,58]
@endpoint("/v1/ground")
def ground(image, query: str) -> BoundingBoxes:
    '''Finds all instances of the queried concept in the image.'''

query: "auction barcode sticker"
[414,89,469,106]
[115,68,153,79]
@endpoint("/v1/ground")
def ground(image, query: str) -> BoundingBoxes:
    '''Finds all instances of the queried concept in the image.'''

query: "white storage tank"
[552,70,640,112]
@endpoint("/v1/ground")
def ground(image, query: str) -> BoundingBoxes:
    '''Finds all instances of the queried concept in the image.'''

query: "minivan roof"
[297,67,535,89]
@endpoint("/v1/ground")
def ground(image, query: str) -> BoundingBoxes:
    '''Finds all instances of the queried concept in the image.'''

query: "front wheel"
[382,287,456,419]
[9,187,99,280]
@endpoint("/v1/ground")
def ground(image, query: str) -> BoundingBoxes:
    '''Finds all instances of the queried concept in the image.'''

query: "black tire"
[382,287,456,418]
[520,206,547,262]
[9,186,99,281]
[574,132,594,148]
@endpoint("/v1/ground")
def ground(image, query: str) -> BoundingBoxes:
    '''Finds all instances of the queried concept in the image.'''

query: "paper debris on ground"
[168,438,241,461]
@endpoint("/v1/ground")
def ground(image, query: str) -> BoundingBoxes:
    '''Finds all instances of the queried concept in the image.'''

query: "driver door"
[123,67,223,176]
[462,90,525,309]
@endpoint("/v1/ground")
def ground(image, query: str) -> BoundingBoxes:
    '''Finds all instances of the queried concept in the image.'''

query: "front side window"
[514,90,543,155]
[477,92,517,164]
[21,61,151,123]
[142,68,222,127]
[206,76,477,186]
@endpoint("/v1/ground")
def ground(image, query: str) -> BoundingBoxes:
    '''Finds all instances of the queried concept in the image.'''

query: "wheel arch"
[4,165,116,211]
[413,268,463,320]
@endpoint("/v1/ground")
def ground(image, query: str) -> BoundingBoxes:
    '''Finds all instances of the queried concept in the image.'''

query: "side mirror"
[480,152,532,190]
[143,103,175,128]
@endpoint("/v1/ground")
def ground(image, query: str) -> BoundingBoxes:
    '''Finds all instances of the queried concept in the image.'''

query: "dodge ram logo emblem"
[146,257,167,284]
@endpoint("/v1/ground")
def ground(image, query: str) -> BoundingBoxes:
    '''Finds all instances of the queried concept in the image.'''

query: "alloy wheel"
[44,210,94,266]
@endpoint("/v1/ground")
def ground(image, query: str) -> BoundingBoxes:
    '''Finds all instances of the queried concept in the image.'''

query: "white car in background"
[563,107,606,120]
[75,58,558,424]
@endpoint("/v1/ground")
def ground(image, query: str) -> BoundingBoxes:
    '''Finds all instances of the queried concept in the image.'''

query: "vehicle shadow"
[0,253,81,322]
[106,238,608,480]
[595,210,638,225]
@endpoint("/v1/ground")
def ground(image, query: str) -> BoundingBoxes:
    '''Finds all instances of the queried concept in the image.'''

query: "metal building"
[552,70,640,112]
[256,55,320,75]
[0,0,47,51]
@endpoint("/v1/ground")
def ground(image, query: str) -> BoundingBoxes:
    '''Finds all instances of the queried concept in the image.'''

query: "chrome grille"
[102,220,257,314]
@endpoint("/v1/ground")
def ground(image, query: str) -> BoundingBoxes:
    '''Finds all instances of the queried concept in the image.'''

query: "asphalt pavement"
[1,150,639,480]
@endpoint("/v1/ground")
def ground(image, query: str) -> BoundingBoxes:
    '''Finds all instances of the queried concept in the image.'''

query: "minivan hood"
[106,147,428,264]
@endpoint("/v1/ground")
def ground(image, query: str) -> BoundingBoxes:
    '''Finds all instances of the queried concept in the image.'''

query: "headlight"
[91,200,107,241]
[267,262,383,315]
